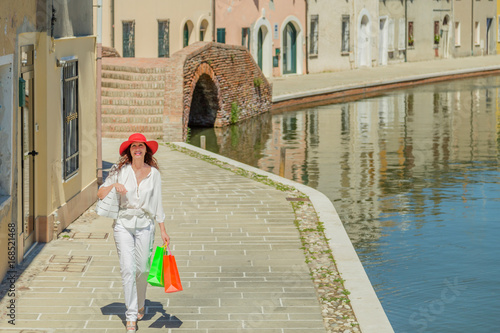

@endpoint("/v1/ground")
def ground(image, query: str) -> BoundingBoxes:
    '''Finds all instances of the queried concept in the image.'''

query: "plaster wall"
[406,0,452,61]
[44,36,97,215]
[22,34,98,242]
[0,55,14,282]
[307,0,352,73]
[99,0,212,58]
[378,0,406,64]
[0,0,37,57]
[0,0,37,281]
[216,0,306,76]
[453,0,473,58]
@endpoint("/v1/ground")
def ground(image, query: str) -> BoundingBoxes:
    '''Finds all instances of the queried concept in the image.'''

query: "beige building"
[216,0,306,78]
[406,0,453,61]
[379,0,406,65]
[306,0,353,72]
[452,0,497,58]
[0,0,97,282]
[307,0,379,73]
[96,0,212,58]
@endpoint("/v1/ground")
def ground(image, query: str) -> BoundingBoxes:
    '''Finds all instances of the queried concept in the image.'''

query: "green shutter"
[217,28,226,43]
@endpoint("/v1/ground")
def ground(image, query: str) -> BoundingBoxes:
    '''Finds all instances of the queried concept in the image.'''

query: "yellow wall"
[15,33,97,246]
[1,2,97,283]
[98,0,212,57]
[41,36,97,217]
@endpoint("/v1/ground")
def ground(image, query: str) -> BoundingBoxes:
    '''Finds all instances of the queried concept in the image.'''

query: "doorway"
[20,45,37,255]
[358,14,371,67]
[486,18,493,55]
[442,16,450,58]
[257,27,263,70]
[283,22,297,74]
[379,17,388,66]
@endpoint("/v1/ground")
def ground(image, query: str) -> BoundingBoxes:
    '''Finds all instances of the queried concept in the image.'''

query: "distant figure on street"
[97,133,170,332]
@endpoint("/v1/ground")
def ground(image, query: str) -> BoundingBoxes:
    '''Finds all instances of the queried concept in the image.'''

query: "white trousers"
[113,222,155,321]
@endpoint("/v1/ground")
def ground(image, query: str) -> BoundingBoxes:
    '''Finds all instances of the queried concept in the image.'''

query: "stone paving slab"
[0,140,326,332]
[270,54,500,102]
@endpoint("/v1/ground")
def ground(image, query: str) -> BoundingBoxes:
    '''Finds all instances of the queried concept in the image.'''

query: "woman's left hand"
[161,230,170,246]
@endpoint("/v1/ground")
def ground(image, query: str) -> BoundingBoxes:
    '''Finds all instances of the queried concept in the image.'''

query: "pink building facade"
[215,0,306,78]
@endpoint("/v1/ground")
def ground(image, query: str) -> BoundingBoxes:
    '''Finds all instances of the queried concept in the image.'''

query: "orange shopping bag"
[163,245,183,293]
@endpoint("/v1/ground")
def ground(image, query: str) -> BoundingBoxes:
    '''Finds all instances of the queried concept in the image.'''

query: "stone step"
[101,114,163,124]
[101,96,164,107]
[102,70,165,82]
[101,105,164,116]
[102,123,163,136]
[103,131,164,139]
[101,78,165,90]
[102,63,170,74]
[101,88,165,98]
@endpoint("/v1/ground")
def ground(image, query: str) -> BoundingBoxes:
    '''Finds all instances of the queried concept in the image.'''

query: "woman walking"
[97,133,170,332]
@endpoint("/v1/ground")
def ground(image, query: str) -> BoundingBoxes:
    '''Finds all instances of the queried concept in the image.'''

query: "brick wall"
[179,42,272,141]
[102,42,272,142]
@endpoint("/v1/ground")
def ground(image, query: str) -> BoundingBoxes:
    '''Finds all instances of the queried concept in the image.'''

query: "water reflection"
[190,76,500,332]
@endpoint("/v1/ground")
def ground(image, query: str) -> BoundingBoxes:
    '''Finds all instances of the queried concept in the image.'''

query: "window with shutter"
[310,15,319,56]
[341,16,350,53]
[158,20,170,58]
[217,28,226,43]
[62,60,79,180]
[123,21,135,57]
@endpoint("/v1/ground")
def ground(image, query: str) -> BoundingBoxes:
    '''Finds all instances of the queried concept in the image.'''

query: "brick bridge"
[101,42,272,142]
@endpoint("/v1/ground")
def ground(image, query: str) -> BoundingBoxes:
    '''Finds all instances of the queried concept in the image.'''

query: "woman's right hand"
[114,183,128,195]
[97,183,127,199]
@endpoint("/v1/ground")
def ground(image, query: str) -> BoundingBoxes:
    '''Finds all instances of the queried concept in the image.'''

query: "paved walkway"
[270,54,500,103]
[0,139,327,332]
[4,55,500,332]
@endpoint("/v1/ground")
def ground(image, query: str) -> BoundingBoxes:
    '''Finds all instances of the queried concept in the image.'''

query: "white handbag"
[95,187,120,219]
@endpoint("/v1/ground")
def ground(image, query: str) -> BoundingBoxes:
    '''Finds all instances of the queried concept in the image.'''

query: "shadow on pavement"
[0,242,46,303]
[101,300,183,329]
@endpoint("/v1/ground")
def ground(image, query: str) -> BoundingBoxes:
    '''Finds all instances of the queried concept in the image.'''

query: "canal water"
[189,76,500,332]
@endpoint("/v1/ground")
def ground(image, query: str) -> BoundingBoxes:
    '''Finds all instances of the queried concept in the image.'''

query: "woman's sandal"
[137,307,145,321]
[126,321,136,332]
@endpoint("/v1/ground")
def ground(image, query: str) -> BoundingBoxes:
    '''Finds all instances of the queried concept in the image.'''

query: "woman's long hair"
[110,145,159,175]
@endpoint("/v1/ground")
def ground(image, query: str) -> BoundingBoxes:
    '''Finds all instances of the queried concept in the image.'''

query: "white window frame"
[474,21,480,45]
[341,15,350,53]
[310,15,319,56]
[455,22,461,46]
[388,18,395,51]
[398,19,406,50]
[60,56,79,181]
[498,16,500,42]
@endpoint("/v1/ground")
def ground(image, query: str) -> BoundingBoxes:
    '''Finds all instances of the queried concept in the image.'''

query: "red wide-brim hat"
[119,133,159,156]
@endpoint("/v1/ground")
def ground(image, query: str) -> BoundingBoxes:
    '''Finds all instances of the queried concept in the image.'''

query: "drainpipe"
[111,0,115,48]
[404,0,408,62]
[97,0,103,184]
[212,0,216,42]
[471,0,474,55]
[470,0,475,55]
[304,0,309,74]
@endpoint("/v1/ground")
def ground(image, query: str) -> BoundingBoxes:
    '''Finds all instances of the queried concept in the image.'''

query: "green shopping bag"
[147,245,166,287]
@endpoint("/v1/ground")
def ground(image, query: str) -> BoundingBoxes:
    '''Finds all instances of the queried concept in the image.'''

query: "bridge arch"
[186,62,222,128]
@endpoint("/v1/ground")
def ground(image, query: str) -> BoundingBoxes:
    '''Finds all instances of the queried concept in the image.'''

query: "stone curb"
[173,142,394,333]
[272,65,500,103]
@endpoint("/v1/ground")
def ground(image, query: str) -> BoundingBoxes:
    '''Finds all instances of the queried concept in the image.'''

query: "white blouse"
[100,164,165,229]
